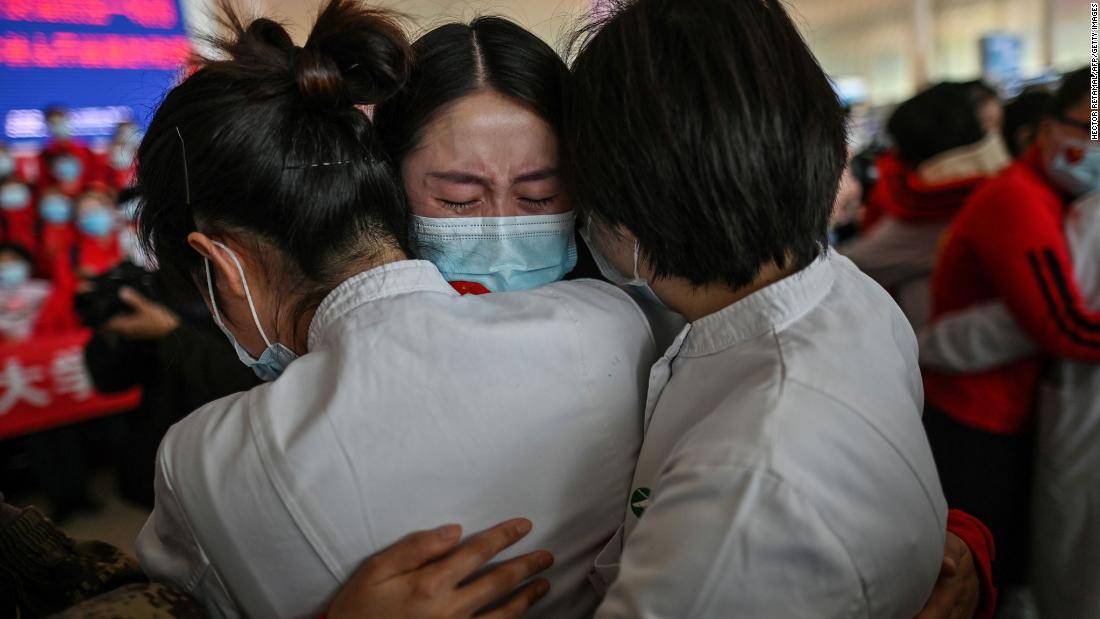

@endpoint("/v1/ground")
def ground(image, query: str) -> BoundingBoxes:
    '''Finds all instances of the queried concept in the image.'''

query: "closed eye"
[520,195,558,209]
[439,199,480,211]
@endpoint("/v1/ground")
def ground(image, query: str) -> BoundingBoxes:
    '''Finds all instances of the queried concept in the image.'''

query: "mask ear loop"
[632,241,644,284]
[209,240,274,349]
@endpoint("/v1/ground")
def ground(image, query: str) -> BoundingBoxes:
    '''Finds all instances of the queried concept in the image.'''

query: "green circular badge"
[630,487,651,518]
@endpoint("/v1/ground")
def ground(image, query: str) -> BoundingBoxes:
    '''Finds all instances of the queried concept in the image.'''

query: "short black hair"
[0,243,33,265]
[374,16,568,165]
[887,82,986,167]
[1048,67,1091,119]
[565,0,846,290]
[137,0,410,309]
[1003,89,1052,156]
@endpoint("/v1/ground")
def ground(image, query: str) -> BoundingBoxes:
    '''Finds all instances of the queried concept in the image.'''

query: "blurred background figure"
[840,81,1009,330]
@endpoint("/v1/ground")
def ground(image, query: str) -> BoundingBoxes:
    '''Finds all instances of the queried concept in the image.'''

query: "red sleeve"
[967,177,1100,361]
[946,509,997,619]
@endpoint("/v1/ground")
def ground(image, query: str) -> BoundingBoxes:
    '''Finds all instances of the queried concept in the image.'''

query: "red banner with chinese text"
[0,330,140,439]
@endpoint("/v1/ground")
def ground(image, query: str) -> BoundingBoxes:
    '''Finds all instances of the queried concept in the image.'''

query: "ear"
[187,231,246,299]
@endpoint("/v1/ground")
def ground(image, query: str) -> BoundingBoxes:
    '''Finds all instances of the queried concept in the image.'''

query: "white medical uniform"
[135,260,656,619]
[919,192,1100,618]
[591,252,947,618]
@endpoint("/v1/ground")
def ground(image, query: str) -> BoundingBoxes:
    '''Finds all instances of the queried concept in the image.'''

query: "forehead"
[412,91,558,173]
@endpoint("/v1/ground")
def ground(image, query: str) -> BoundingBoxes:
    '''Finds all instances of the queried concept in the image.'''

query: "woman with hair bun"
[133,1,653,617]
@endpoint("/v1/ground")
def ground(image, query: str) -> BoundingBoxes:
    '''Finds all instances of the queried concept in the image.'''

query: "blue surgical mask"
[1047,135,1100,197]
[0,184,30,211]
[52,156,82,182]
[77,208,115,237]
[0,262,30,288]
[0,153,14,178]
[40,196,72,223]
[578,221,665,306]
[205,240,298,381]
[412,212,578,293]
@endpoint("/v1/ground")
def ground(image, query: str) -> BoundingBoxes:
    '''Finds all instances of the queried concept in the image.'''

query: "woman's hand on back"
[327,518,553,619]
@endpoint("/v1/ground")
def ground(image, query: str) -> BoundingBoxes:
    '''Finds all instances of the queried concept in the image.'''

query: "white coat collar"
[308,259,457,350]
[678,251,836,357]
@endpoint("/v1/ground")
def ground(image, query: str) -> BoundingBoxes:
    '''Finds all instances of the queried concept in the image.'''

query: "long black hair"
[373,16,568,165]
[136,0,410,312]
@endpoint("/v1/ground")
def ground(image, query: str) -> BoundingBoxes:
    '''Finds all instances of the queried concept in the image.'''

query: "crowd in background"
[0,108,258,523]
[837,67,1095,619]
[0,107,143,343]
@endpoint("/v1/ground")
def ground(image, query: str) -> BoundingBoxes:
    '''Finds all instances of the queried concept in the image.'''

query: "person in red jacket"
[0,243,79,341]
[102,121,140,191]
[923,67,1099,609]
[34,187,76,278]
[36,107,101,195]
[0,178,38,256]
[70,189,123,279]
[841,82,1010,330]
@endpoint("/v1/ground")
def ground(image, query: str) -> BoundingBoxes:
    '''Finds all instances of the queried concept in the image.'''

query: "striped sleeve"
[968,182,1100,361]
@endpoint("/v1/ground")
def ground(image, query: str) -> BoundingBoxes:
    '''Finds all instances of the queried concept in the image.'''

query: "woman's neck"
[285,244,409,353]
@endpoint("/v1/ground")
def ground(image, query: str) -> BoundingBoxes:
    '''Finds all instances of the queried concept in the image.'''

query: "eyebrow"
[427,171,490,188]
[513,168,559,184]
[426,167,559,188]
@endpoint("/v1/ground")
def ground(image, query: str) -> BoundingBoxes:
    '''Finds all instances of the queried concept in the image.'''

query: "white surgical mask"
[579,221,663,305]
[205,241,298,381]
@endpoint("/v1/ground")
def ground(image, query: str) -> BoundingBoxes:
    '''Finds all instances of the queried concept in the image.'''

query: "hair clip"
[174,126,191,206]
[282,157,370,170]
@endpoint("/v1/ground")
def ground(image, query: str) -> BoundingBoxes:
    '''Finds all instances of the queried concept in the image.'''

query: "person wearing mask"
[330,1,989,618]
[920,187,1100,619]
[0,178,37,255]
[104,121,141,191]
[840,82,1010,330]
[35,187,76,276]
[132,2,653,617]
[37,107,99,194]
[373,18,993,611]
[71,188,123,278]
[373,18,579,296]
[0,243,76,340]
[920,67,1100,612]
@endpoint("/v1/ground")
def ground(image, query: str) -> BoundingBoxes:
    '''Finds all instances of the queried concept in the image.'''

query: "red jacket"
[947,509,997,618]
[36,140,101,194]
[73,234,123,278]
[861,150,987,231]
[0,207,39,255]
[924,145,1100,434]
[35,222,77,278]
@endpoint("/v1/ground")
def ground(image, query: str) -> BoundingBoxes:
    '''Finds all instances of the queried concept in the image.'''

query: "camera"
[74,261,158,328]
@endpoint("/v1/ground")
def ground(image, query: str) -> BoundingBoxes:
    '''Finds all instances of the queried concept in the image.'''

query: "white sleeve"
[595,465,865,619]
[918,302,1038,372]
[135,444,239,618]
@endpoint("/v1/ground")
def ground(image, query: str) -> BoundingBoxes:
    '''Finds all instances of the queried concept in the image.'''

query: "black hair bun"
[212,0,409,110]
[297,0,410,109]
